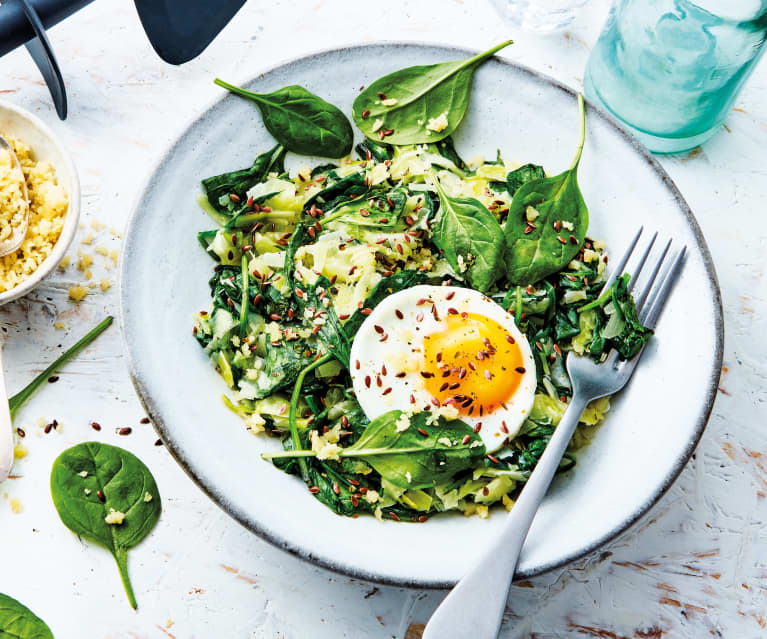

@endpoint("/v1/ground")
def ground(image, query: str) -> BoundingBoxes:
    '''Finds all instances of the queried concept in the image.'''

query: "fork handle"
[0,347,13,483]
[423,393,590,639]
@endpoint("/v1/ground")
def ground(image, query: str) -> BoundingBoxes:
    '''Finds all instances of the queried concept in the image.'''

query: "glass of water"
[584,0,767,153]
[491,0,587,32]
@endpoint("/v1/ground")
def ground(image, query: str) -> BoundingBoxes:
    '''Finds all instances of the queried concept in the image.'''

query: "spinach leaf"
[323,188,407,229]
[590,273,653,359]
[344,270,427,338]
[503,94,589,286]
[431,174,506,292]
[286,354,334,482]
[257,342,317,399]
[344,411,485,489]
[0,593,53,639]
[355,139,393,162]
[303,171,368,214]
[201,144,286,215]
[214,80,353,158]
[9,316,113,421]
[506,163,545,197]
[265,410,486,490]
[300,279,352,368]
[353,41,512,145]
[50,442,162,609]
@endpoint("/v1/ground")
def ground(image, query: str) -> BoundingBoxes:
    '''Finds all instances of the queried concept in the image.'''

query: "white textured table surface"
[0,1,763,637]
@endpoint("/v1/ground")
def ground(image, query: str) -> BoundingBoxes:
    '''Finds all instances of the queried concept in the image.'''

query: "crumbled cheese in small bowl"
[0,100,80,305]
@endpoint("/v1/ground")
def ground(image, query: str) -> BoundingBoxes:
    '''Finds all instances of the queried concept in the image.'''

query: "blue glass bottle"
[584,0,767,153]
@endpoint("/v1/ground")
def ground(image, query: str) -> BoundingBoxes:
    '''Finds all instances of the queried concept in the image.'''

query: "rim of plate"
[119,41,724,589]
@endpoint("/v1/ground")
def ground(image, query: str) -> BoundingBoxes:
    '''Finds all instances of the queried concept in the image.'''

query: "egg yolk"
[422,313,526,417]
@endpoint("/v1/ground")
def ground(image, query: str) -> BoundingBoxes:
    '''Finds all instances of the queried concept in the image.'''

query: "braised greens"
[195,56,652,520]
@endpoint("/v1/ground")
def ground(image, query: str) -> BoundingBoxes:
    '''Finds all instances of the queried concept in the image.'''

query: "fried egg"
[349,285,536,452]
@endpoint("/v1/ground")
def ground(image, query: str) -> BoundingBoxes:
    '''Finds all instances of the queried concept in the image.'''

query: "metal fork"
[423,228,687,639]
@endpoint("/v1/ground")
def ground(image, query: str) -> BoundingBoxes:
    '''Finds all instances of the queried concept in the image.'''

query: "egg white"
[348,285,536,452]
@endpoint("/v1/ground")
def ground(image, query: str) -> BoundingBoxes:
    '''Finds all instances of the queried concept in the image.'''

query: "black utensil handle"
[0,0,94,57]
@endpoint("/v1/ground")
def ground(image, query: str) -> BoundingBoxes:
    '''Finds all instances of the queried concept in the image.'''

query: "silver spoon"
[0,135,29,257]
[0,135,29,482]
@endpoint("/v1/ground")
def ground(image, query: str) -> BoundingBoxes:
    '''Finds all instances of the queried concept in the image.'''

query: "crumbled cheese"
[374,506,384,522]
[99,279,112,292]
[68,286,88,301]
[84,488,91,495]
[94,245,109,257]
[144,492,153,503]
[381,98,398,106]
[437,437,453,447]
[104,508,125,525]
[525,206,540,222]
[470,440,483,448]
[439,404,459,421]
[426,112,449,133]
[244,412,266,435]
[583,248,599,263]
[502,494,514,512]
[395,412,411,432]
[561,220,574,231]
[77,470,88,478]
[81,233,94,245]
[593,239,605,251]
[310,430,342,461]
[371,119,384,133]
[9,498,22,514]
[109,248,119,266]
[13,442,27,459]
[84,269,92,280]
[58,256,70,270]
[76,252,93,271]
[0,135,68,294]
[456,255,467,273]
[54,321,65,330]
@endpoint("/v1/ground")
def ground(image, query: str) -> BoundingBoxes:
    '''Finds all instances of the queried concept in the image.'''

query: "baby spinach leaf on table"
[214,80,354,158]
[0,593,53,639]
[353,40,512,145]
[201,144,286,215]
[50,442,161,610]
[503,94,589,286]
[264,410,486,490]
[431,174,506,293]
[9,316,113,421]
[506,163,545,197]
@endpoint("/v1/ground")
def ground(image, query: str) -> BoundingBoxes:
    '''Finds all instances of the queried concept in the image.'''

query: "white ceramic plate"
[120,44,723,588]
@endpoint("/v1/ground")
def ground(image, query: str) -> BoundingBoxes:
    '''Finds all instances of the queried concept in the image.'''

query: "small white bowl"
[0,99,80,305]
